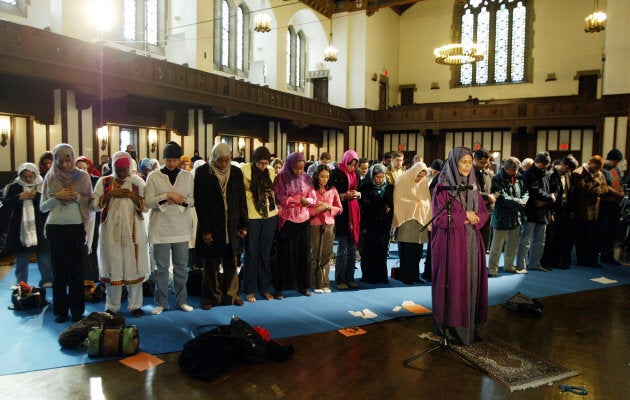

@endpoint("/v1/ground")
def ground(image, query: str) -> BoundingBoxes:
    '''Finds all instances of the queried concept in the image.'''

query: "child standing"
[3,163,52,287]
[309,165,342,293]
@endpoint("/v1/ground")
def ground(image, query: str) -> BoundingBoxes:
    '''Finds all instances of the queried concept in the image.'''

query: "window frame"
[213,0,251,76]
[0,0,26,17]
[286,26,306,92]
[454,0,532,87]
[120,0,167,56]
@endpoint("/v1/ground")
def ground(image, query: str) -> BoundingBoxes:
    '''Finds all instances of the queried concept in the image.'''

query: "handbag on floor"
[10,281,47,310]
[88,325,139,357]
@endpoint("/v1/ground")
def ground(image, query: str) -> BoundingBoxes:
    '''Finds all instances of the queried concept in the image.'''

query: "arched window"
[214,0,250,75]
[286,26,306,91]
[457,0,530,86]
[122,0,166,55]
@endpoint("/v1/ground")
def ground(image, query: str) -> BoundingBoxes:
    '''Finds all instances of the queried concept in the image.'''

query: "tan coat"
[570,164,608,221]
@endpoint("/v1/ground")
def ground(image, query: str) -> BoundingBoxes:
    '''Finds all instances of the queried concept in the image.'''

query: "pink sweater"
[309,187,343,226]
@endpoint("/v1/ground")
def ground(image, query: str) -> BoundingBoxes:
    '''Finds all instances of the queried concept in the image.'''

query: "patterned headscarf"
[437,147,479,211]
[365,163,388,191]
[75,156,101,177]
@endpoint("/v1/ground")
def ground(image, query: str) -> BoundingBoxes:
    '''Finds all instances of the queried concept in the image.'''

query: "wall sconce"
[238,137,246,151]
[0,128,8,147]
[97,126,108,151]
[298,143,304,153]
[148,129,158,153]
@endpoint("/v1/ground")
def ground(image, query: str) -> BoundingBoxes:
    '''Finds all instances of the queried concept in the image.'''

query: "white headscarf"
[16,163,43,247]
[392,162,432,229]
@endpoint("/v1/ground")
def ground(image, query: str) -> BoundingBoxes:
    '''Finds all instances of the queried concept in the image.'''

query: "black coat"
[329,167,361,237]
[358,180,394,232]
[194,164,248,257]
[3,181,49,253]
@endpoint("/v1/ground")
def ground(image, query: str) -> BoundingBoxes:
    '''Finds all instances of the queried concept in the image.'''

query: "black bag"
[10,282,47,310]
[505,292,544,317]
[178,316,293,380]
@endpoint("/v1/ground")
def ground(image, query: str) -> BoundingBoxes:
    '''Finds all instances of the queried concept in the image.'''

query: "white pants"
[105,283,144,312]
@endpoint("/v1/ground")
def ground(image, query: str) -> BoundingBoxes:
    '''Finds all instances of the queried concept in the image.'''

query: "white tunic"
[92,175,150,285]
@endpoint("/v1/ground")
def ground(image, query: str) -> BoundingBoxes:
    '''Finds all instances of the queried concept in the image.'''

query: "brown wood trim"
[77,107,83,159]
[45,124,50,151]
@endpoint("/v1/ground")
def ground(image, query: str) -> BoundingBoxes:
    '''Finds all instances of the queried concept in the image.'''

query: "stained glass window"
[458,0,529,86]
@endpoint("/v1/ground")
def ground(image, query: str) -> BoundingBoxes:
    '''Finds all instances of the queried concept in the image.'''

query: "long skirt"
[274,220,312,292]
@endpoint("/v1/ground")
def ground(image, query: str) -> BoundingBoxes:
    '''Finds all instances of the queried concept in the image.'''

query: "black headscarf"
[250,146,275,218]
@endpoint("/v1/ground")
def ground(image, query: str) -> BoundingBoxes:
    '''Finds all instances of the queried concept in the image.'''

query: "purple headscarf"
[437,147,479,211]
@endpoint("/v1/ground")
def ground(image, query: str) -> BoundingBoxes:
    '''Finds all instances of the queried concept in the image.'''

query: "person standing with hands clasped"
[92,151,149,317]
[431,147,488,346]
[3,163,53,288]
[194,143,248,309]
[145,141,195,315]
[40,144,95,323]
[309,164,342,293]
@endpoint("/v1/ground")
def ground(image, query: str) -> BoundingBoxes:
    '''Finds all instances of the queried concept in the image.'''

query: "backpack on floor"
[504,292,544,317]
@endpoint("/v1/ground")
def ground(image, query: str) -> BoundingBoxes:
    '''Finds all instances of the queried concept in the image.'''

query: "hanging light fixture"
[253,0,271,33]
[324,8,337,62]
[584,0,606,33]
[434,42,484,65]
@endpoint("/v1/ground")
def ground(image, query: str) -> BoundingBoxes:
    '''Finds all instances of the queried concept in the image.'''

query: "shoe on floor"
[131,308,144,317]
[246,294,257,303]
[55,314,68,323]
[347,281,358,289]
[504,267,518,273]
[313,289,324,294]
[151,306,165,315]
[336,283,349,290]
[300,290,312,297]
[179,304,193,312]
[41,281,53,288]
[517,269,528,274]
[274,291,284,300]
[322,287,332,293]
[263,292,274,301]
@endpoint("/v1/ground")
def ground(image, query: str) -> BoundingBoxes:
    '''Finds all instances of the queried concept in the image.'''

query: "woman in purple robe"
[431,147,488,345]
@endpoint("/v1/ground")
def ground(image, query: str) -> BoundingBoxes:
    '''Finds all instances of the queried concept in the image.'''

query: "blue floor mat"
[1,247,629,376]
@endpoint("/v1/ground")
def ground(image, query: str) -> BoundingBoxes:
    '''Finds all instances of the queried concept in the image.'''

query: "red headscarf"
[75,156,102,177]
[338,150,361,244]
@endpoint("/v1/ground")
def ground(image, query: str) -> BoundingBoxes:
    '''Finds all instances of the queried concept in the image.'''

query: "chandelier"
[434,43,484,65]
[324,41,338,62]
[253,0,271,33]
[584,0,606,33]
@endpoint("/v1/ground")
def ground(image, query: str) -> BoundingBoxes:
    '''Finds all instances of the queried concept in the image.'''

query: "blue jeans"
[14,251,53,286]
[243,216,277,295]
[515,222,547,270]
[335,235,356,284]
[153,242,189,308]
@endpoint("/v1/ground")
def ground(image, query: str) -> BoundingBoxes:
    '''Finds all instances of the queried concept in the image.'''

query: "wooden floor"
[1,284,628,400]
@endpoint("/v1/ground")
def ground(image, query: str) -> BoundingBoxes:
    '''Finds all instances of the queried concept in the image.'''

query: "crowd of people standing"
[3,142,627,346]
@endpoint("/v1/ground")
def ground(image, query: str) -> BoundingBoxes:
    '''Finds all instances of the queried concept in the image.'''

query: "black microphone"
[439,184,474,191]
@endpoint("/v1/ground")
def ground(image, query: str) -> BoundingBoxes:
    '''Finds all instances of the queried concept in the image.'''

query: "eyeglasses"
[256,160,270,168]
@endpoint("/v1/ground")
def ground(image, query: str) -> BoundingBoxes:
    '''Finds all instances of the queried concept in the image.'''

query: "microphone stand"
[402,186,487,373]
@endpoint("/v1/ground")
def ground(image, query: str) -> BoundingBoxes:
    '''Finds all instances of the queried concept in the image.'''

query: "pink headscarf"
[338,150,361,244]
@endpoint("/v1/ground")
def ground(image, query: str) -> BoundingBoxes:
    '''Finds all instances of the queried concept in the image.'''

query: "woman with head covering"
[40,144,95,323]
[75,156,101,179]
[273,152,318,298]
[328,150,362,290]
[180,155,192,171]
[138,158,160,181]
[358,163,394,284]
[92,151,149,317]
[3,163,52,287]
[271,158,283,176]
[392,162,432,284]
[241,146,277,302]
[194,142,248,308]
[431,147,488,345]
[145,141,195,315]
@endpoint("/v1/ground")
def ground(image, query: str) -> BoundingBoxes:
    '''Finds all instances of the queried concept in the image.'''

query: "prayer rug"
[451,336,580,392]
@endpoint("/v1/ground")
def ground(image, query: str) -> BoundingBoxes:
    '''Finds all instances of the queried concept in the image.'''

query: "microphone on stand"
[439,184,474,191]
